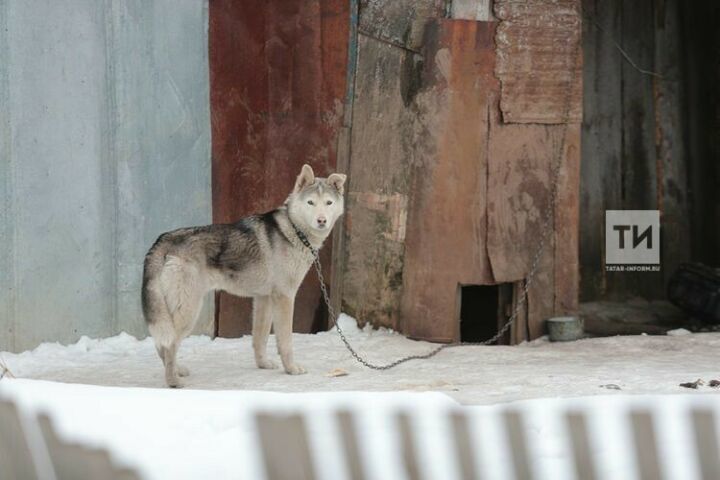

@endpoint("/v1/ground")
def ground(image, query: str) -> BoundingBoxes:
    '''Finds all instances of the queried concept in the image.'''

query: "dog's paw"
[177,365,190,377]
[166,377,184,388]
[256,358,279,370]
[285,364,307,375]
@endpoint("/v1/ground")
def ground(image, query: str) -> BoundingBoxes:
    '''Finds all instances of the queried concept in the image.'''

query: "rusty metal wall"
[209,0,349,336]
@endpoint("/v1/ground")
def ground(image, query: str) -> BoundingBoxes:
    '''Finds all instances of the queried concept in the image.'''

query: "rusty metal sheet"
[486,115,562,340]
[487,117,560,282]
[486,110,581,339]
[494,0,582,124]
[554,124,580,317]
[400,20,497,343]
[209,0,348,336]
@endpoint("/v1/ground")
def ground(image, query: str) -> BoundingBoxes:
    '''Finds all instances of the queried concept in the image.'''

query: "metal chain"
[0,355,13,381]
[297,17,579,370]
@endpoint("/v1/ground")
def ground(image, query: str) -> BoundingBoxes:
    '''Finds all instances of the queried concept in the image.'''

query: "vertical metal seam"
[0,0,17,351]
[344,0,360,126]
[101,0,120,335]
[330,0,360,323]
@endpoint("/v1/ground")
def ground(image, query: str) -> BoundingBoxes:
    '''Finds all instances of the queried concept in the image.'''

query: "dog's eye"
[307,200,315,206]
[326,200,333,206]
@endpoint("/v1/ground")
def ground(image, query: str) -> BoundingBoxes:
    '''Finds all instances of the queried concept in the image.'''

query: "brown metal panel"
[340,2,453,332]
[554,124,581,319]
[209,0,349,336]
[340,34,412,331]
[487,121,560,277]
[487,117,580,340]
[400,20,497,342]
[494,0,583,124]
[493,1,581,340]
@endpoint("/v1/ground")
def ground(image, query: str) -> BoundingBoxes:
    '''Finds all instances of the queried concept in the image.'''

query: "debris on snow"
[599,384,622,390]
[679,379,704,389]
[0,354,15,380]
[325,368,349,377]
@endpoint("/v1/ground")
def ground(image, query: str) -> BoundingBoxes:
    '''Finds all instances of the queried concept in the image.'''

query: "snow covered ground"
[2,314,719,404]
[1,315,719,479]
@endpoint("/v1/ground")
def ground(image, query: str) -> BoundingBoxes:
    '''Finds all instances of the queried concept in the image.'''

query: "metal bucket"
[547,316,583,342]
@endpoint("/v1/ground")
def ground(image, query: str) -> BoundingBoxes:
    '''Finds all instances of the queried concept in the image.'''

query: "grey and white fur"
[142,164,346,387]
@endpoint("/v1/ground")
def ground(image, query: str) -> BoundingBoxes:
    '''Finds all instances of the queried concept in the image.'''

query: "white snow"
[2,314,720,479]
[667,328,693,336]
[2,314,719,404]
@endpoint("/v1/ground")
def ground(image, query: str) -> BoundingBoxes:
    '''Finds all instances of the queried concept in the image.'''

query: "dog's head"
[287,164,346,234]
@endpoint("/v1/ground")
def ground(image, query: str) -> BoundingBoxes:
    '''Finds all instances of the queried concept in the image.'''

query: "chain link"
[296,18,579,370]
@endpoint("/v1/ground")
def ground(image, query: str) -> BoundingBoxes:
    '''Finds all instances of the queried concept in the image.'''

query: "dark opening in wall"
[460,284,514,344]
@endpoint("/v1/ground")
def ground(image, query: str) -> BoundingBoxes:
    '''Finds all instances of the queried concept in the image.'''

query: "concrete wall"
[0,0,212,352]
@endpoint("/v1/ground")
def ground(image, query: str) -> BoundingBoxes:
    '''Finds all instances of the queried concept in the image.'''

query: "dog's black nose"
[317,217,327,226]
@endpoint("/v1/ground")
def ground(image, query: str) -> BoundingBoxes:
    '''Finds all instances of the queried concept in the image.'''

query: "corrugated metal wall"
[0,0,212,352]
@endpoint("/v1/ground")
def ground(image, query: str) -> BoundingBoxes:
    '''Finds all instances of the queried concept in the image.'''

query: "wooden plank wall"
[681,2,720,270]
[580,0,692,301]
[340,0,445,330]
[341,0,582,342]
[209,0,349,336]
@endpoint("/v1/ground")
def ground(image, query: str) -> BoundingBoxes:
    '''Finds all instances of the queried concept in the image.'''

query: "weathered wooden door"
[208,0,349,336]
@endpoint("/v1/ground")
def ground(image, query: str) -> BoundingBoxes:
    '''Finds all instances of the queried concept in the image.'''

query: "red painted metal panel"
[209,0,349,336]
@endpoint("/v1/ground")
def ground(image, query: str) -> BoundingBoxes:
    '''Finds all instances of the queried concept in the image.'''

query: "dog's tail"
[141,234,172,325]
[142,234,181,354]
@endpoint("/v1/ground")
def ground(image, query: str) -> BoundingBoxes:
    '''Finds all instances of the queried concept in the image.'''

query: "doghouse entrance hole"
[460,284,514,344]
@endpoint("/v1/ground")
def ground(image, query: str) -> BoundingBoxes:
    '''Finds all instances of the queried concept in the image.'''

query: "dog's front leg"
[253,295,278,369]
[272,293,306,375]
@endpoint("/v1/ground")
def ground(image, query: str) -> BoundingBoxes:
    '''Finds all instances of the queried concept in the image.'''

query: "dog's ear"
[327,173,347,194]
[293,164,315,193]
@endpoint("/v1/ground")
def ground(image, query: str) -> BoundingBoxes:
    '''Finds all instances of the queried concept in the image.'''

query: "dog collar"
[289,219,317,255]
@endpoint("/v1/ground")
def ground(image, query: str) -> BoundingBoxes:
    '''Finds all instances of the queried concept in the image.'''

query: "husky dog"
[142,164,346,387]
